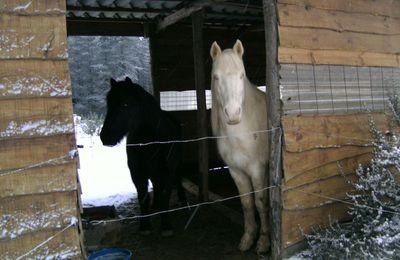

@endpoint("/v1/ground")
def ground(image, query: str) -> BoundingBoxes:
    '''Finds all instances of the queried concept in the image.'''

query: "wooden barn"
[1,0,399,259]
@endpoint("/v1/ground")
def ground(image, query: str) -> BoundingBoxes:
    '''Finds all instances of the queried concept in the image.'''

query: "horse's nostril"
[225,107,241,120]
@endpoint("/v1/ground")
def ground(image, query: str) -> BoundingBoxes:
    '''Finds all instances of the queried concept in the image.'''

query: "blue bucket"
[88,248,132,260]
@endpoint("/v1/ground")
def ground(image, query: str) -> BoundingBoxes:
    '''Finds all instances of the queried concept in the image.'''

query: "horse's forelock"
[213,50,245,73]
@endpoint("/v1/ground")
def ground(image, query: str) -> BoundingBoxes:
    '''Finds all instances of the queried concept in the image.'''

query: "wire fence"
[3,123,399,258]
[281,64,400,116]
[13,179,400,259]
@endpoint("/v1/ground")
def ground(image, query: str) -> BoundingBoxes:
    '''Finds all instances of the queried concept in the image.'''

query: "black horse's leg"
[129,163,152,234]
[136,178,152,234]
[161,180,173,236]
[171,143,187,205]
[128,147,152,234]
[134,177,152,234]
[151,165,173,236]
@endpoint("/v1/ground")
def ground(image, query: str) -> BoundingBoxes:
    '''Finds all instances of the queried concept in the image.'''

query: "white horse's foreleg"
[230,168,257,251]
[251,167,270,253]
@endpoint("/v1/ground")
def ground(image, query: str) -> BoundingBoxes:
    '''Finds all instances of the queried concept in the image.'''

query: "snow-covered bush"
[304,99,400,259]
[80,112,103,136]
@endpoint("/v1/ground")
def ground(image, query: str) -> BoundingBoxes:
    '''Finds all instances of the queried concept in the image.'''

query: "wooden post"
[263,0,283,259]
[148,24,160,102]
[192,10,209,201]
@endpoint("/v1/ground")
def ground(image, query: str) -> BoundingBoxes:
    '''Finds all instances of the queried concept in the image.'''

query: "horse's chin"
[103,143,117,147]
[226,119,241,125]
[100,137,121,147]
[101,141,117,147]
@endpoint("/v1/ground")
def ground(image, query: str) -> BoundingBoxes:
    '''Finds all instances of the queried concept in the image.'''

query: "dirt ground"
[83,191,267,260]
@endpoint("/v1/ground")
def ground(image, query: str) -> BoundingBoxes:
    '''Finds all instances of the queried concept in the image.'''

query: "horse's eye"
[214,75,219,81]
[240,73,244,79]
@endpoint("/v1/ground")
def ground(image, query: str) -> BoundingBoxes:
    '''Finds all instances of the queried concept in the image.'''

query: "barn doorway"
[68,36,152,207]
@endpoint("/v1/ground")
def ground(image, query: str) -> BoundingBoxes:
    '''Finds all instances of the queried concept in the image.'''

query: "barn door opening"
[67,35,153,217]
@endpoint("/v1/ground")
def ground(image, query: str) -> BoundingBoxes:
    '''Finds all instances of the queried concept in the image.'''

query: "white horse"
[210,40,269,253]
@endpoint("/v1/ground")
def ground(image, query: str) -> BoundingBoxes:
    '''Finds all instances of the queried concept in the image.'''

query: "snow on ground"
[75,125,136,207]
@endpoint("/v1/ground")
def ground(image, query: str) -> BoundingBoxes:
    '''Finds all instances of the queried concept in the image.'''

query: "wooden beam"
[148,24,160,101]
[279,26,400,54]
[278,0,400,19]
[282,113,388,153]
[263,0,283,259]
[192,10,209,202]
[157,0,228,31]
[278,47,400,67]
[181,178,243,226]
[277,3,400,36]
[67,18,145,36]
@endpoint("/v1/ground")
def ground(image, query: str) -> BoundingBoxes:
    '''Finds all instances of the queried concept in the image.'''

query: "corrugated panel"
[281,64,400,115]
[66,0,263,26]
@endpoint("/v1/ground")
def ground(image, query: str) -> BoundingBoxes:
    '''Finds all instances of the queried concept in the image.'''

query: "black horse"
[100,77,185,236]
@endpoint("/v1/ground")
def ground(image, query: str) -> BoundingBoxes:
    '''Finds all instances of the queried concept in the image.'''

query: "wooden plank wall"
[277,0,400,249]
[278,0,400,67]
[281,113,389,247]
[0,1,83,258]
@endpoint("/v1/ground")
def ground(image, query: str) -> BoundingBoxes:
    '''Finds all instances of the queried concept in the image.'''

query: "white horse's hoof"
[238,232,256,252]
[256,234,270,254]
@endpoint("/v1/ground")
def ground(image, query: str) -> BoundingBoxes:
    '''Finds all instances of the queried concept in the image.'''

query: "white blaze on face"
[210,40,245,125]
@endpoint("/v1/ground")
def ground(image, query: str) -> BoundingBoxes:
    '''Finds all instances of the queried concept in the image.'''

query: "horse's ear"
[110,78,117,86]
[210,41,221,60]
[125,77,133,84]
[233,39,244,58]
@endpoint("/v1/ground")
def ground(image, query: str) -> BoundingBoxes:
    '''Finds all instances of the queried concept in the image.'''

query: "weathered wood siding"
[281,113,390,247]
[278,0,400,67]
[277,0,400,250]
[0,0,83,258]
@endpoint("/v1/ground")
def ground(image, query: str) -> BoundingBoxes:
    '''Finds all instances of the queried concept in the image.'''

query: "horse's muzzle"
[100,139,117,147]
[224,107,242,125]
[100,132,118,147]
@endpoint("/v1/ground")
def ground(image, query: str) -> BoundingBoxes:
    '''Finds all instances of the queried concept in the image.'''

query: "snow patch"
[75,122,136,206]
[0,119,73,138]
[0,206,75,240]
[13,1,32,11]
[0,32,35,55]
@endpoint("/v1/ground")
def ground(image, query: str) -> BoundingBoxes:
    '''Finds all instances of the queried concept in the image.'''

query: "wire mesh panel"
[281,64,400,116]
[160,90,212,111]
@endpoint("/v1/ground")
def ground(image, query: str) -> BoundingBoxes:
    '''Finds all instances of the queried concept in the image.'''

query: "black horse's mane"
[110,77,181,138]
[131,81,161,111]
[107,77,160,112]
[128,80,181,128]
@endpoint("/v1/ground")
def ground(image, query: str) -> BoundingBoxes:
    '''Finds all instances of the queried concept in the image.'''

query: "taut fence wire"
[4,123,400,259]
